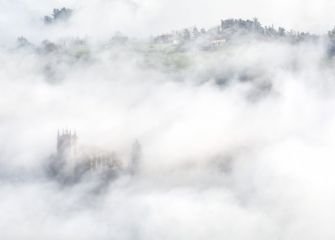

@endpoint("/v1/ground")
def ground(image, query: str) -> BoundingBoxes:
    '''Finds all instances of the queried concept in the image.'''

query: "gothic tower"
[57,129,77,160]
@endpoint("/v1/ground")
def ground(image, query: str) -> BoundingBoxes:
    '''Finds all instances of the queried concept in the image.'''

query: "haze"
[1,1,335,240]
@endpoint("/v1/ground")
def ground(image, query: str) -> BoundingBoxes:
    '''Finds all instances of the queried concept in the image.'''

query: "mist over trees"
[3,4,335,240]
[13,15,335,101]
[153,18,319,46]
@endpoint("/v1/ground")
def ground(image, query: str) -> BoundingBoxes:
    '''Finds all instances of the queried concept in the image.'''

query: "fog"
[2,0,335,44]
[2,1,335,240]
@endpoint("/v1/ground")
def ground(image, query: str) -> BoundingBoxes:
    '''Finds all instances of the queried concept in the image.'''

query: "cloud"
[1,1,335,239]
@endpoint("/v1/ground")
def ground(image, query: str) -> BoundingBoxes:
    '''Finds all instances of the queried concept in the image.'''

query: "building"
[51,130,139,182]
[57,129,77,160]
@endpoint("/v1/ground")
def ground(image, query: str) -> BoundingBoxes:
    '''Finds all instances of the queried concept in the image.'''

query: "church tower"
[57,129,77,160]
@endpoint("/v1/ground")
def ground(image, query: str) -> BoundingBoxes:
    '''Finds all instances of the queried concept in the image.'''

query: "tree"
[192,27,200,39]
[328,27,335,40]
[44,7,73,24]
[278,27,286,37]
[183,29,191,41]
[17,37,31,48]
[253,18,261,31]
[52,7,73,21]
[44,16,53,24]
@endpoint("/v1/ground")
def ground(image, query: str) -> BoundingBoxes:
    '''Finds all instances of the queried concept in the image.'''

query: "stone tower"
[57,129,77,160]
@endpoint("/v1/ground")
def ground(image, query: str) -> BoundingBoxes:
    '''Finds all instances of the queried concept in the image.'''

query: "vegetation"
[44,7,73,24]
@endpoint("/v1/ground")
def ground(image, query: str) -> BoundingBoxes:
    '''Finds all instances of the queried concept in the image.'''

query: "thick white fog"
[2,1,335,240]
